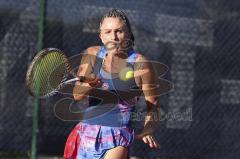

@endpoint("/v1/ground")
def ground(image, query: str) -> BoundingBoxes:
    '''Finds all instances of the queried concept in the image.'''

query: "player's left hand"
[135,133,160,149]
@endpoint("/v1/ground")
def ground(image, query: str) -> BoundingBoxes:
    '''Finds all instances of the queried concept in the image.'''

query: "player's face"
[99,17,130,51]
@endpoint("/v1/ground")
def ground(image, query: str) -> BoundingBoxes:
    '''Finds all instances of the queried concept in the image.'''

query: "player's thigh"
[104,146,129,159]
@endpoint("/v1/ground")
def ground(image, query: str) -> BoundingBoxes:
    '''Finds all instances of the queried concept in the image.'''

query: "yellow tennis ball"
[119,67,134,81]
[125,70,134,79]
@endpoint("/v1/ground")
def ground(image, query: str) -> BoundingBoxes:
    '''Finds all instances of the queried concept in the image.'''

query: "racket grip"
[78,74,96,82]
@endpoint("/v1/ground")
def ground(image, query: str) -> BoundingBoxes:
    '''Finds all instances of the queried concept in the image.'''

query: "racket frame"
[26,48,73,98]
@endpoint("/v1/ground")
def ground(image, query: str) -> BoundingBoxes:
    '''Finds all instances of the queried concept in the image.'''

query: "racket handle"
[78,74,96,82]
[68,69,96,83]
[62,77,79,84]
[62,74,96,85]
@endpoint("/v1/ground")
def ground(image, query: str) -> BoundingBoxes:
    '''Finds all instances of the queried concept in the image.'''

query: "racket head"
[26,48,72,98]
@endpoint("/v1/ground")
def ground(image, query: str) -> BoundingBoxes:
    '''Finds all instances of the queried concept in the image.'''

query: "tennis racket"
[25,48,94,98]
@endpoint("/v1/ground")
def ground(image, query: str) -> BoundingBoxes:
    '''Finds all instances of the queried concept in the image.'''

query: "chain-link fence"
[0,0,240,158]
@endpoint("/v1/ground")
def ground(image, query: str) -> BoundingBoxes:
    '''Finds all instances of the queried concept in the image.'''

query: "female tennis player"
[64,9,160,159]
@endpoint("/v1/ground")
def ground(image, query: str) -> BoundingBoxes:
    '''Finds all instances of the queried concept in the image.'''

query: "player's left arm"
[134,54,160,149]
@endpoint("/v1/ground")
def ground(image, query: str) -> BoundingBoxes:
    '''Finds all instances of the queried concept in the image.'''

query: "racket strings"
[26,48,76,98]
[31,51,68,97]
[47,52,68,94]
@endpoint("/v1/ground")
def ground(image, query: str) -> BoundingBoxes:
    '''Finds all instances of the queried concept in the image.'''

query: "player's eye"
[116,30,123,33]
[104,31,111,34]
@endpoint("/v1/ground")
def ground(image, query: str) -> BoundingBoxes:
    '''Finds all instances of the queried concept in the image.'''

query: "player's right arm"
[73,46,101,101]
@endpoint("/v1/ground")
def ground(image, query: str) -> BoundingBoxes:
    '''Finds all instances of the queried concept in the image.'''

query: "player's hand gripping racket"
[26,48,94,98]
